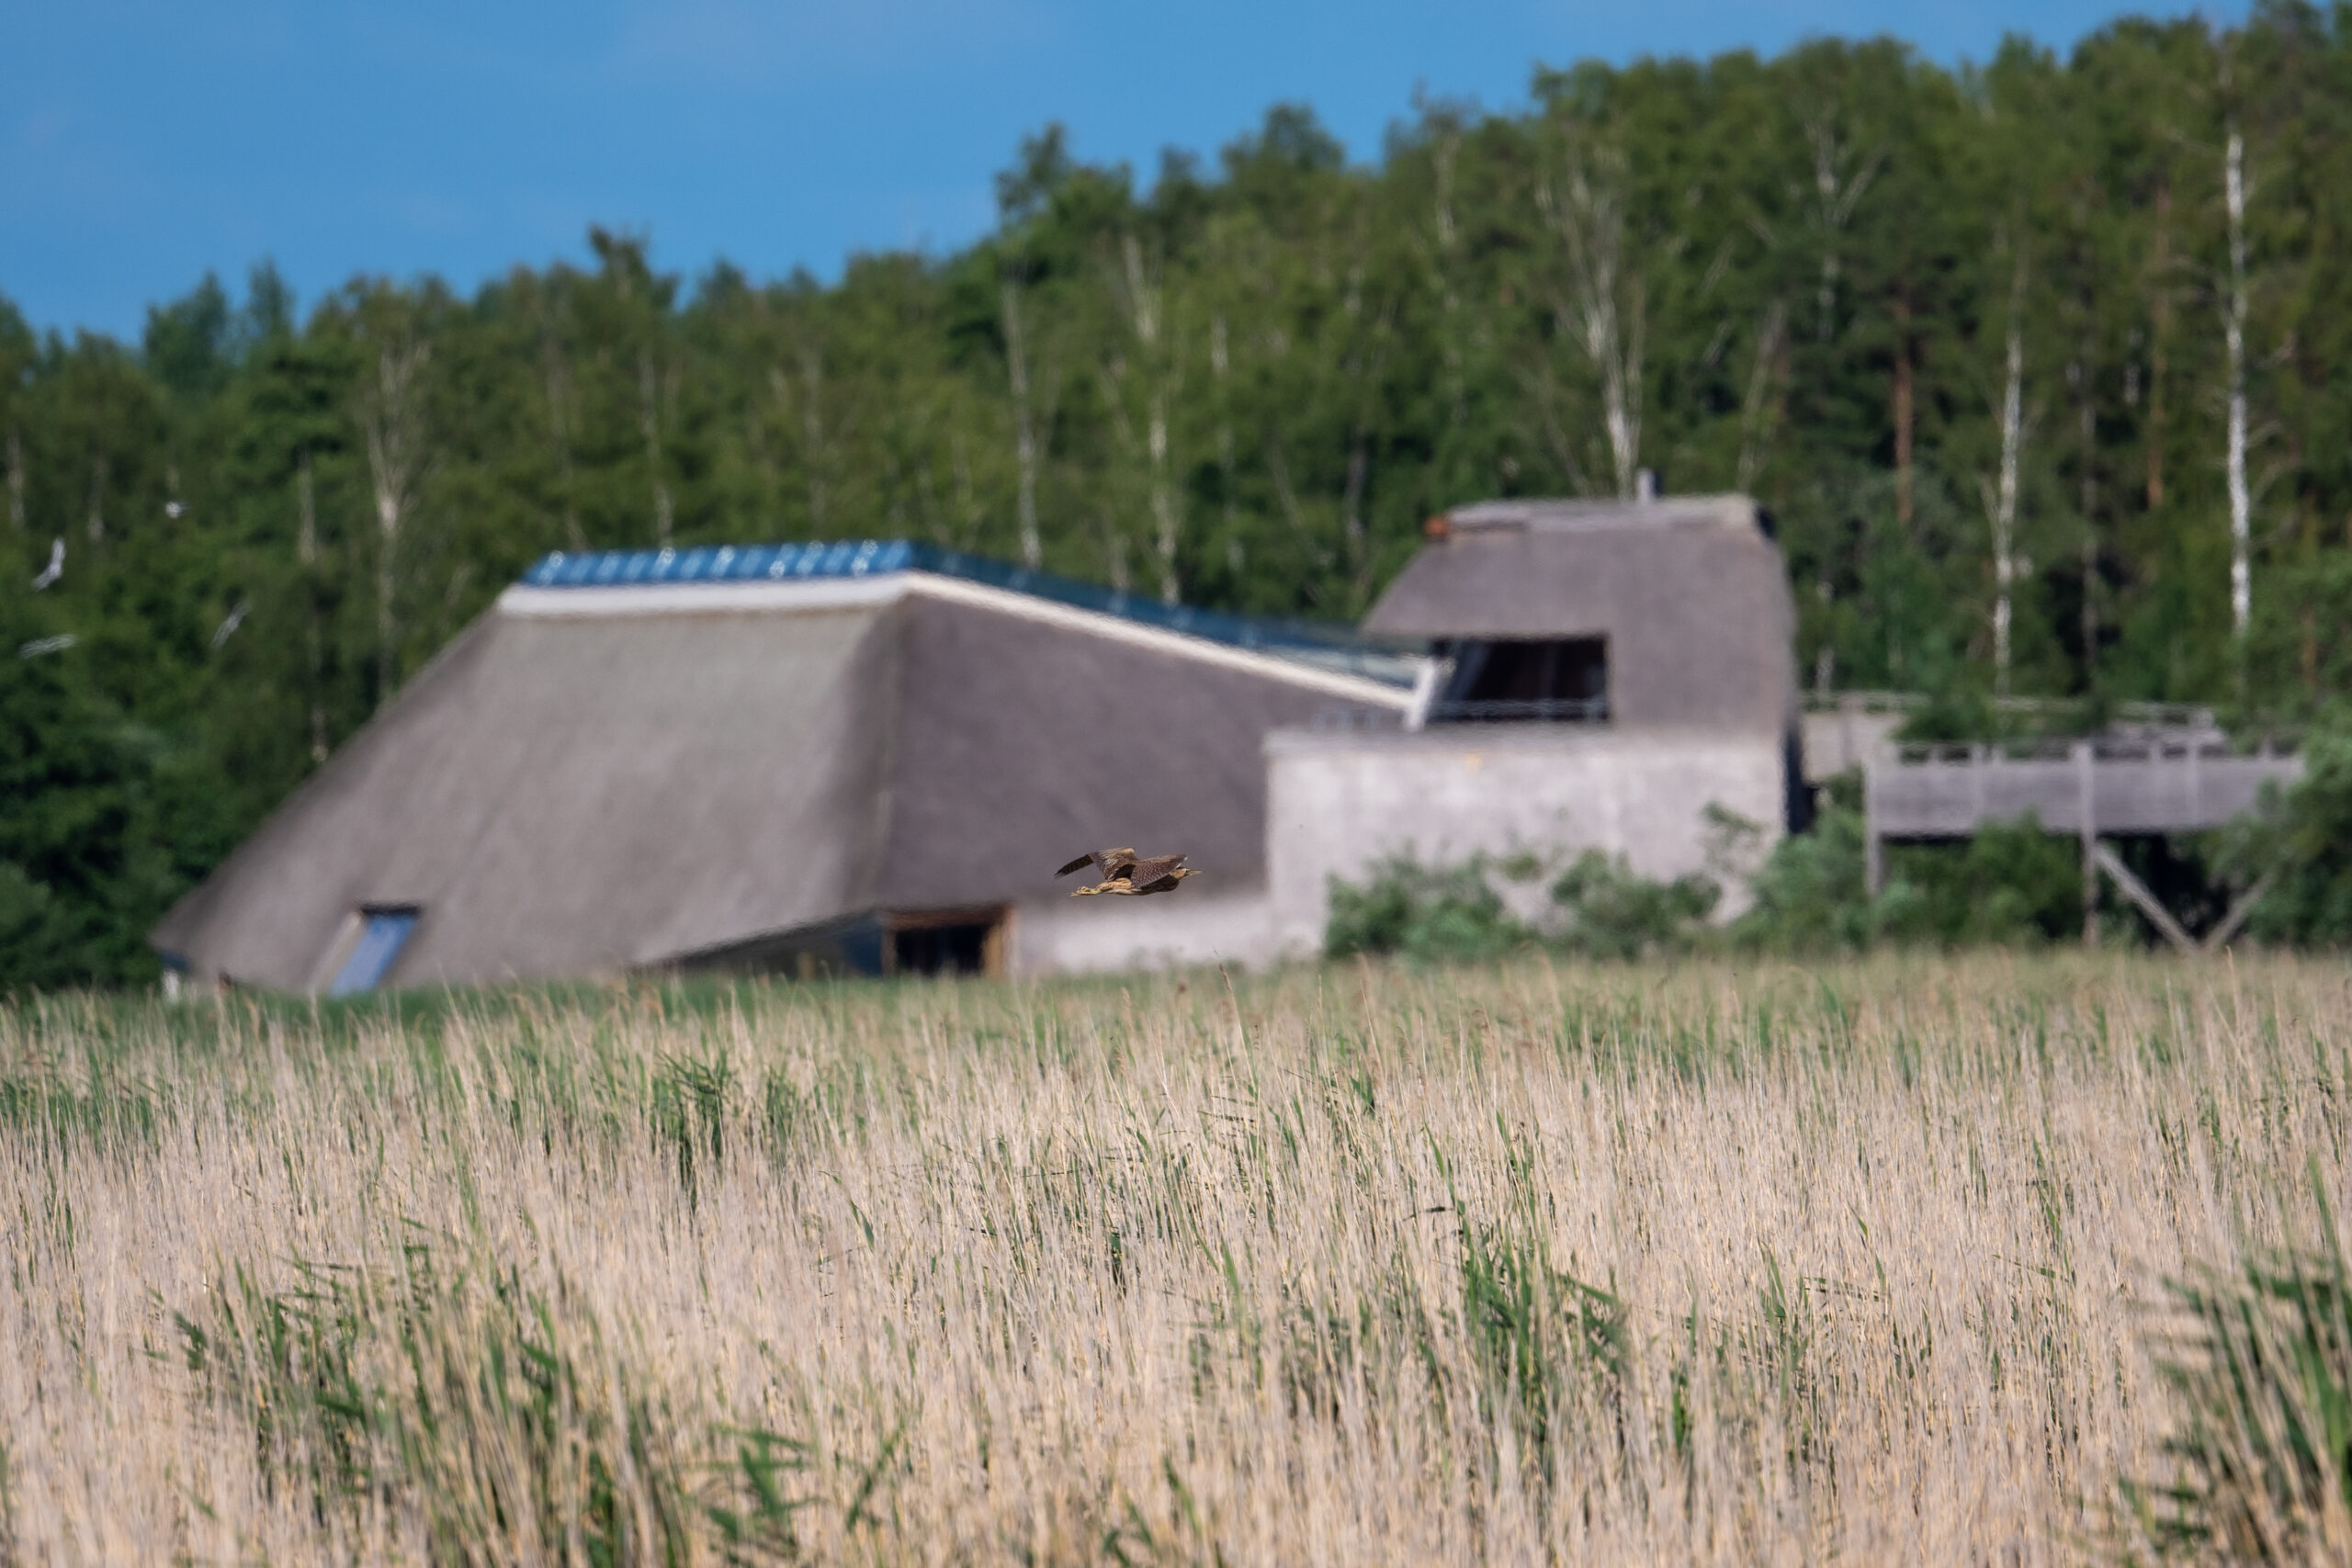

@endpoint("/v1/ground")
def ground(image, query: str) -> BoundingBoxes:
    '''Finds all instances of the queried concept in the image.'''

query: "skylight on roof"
[514,539,1422,688]
[327,908,419,997]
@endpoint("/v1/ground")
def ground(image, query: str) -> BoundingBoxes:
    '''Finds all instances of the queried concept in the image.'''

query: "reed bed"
[3,953,2348,1564]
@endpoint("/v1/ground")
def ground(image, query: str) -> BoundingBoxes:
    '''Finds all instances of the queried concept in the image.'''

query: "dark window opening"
[888,908,1006,977]
[1430,637,1608,724]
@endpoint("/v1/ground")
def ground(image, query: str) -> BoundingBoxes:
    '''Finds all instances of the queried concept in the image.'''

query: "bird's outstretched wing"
[1124,852,1188,886]
[1057,846,1138,878]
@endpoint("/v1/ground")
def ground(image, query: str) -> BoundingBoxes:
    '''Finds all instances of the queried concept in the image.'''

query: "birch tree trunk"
[2223,121,2251,644]
[799,344,827,534]
[1538,149,1645,497]
[1982,265,2026,698]
[2146,180,2171,511]
[638,348,673,547]
[1892,295,1914,527]
[1001,279,1043,569]
[1120,234,1181,604]
[1430,129,1469,431]
[1736,298,1788,493]
[1211,312,1241,572]
[86,456,107,543]
[361,338,430,699]
[1805,118,1882,343]
[539,325,583,551]
[2071,351,2098,683]
[298,449,327,762]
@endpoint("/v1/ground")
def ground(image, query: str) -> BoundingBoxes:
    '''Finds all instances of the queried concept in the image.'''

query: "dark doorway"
[1430,637,1609,723]
[888,908,1007,976]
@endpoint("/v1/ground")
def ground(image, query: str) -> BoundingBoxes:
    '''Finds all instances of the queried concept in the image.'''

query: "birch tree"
[537,303,584,551]
[798,344,828,533]
[297,448,327,761]
[1979,257,2028,697]
[638,347,673,547]
[1737,298,1790,493]
[1114,232,1182,604]
[1536,141,1646,497]
[1000,276,1043,568]
[358,331,431,697]
[2222,118,2251,644]
[1804,115,1883,343]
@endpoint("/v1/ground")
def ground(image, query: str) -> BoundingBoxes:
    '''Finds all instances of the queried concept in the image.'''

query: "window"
[327,908,420,997]
[1429,637,1608,724]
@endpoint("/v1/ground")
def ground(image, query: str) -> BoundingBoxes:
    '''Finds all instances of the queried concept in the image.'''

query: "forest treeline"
[7,9,2352,987]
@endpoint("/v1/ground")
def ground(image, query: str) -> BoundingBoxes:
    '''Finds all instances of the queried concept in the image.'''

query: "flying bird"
[1057,847,1139,881]
[1058,849,1201,897]
[31,537,62,591]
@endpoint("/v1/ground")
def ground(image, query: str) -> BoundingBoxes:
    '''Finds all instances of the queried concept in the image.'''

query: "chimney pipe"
[1635,468,1658,502]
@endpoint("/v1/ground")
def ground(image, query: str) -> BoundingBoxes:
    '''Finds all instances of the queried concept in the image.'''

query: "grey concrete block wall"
[1263,728,1787,956]
[1008,880,1283,976]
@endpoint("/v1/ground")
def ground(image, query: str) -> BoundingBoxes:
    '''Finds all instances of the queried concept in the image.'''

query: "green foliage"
[2126,1179,2352,1561]
[1731,800,2084,953]
[175,1239,705,1563]
[1548,851,1718,960]
[1324,854,1532,963]
[2225,710,2352,945]
[1732,803,1890,952]
[172,1233,864,1565]
[1329,799,2097,962]
[14,13,2352,987]
[1893,816,2086,947]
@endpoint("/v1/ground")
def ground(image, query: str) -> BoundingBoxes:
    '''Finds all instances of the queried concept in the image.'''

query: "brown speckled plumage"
[1057,848,1201,897]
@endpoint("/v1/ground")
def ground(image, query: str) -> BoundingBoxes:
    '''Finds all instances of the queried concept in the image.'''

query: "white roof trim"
[501,578,906,617]
[496,573,1411,708]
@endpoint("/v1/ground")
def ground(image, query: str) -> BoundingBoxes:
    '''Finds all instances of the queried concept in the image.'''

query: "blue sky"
[6,0,2240,342]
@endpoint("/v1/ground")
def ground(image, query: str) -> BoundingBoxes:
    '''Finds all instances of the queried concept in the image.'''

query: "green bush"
[1549,851,1717,960]
[1324,798,2101,964]
[1731,799,2081,953]
[2124,1186,2352,1560]
[1897,813,2084,946]
[1324,853,1532,962]
[2224,710,2352,945]
[1731,804,1886,952]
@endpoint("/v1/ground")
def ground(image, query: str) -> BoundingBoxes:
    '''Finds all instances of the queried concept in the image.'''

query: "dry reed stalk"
[0,954,2346,1563]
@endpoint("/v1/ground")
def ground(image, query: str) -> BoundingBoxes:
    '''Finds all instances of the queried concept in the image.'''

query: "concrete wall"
[1008,879,1282,976]
[1264,727,1787,957]
[1801,705,1905,781]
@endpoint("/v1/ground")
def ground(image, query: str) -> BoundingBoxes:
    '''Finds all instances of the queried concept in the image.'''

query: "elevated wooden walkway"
[1862,736,2303,949]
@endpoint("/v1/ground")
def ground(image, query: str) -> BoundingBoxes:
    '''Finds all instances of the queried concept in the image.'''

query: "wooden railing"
[1862,735,2305,949]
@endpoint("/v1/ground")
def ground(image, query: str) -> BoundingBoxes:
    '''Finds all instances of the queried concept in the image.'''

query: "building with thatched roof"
[153,542,1411,993]
[1265,493,1802,950]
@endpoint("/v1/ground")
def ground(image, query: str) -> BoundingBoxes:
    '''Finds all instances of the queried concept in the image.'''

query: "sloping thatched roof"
[153,566,1407,991]
[1363,494,1796,733]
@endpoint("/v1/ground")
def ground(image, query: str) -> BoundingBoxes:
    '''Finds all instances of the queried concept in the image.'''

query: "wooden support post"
[2090,841,2197,953]
[2201,867,2276,954]
[1863,762,1884,897]
[2075,741,2098,946]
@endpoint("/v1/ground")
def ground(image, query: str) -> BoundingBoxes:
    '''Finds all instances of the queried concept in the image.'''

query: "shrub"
[2224,709,2352,946]
[1324,853,1532,962]
[2125,1187,2352,1560]
[1549,851,1717,960]
[1733,800,2081,953]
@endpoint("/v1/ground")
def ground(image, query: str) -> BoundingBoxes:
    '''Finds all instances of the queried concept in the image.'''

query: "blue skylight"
[328,908,418,997]
[517,539,1418,686]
